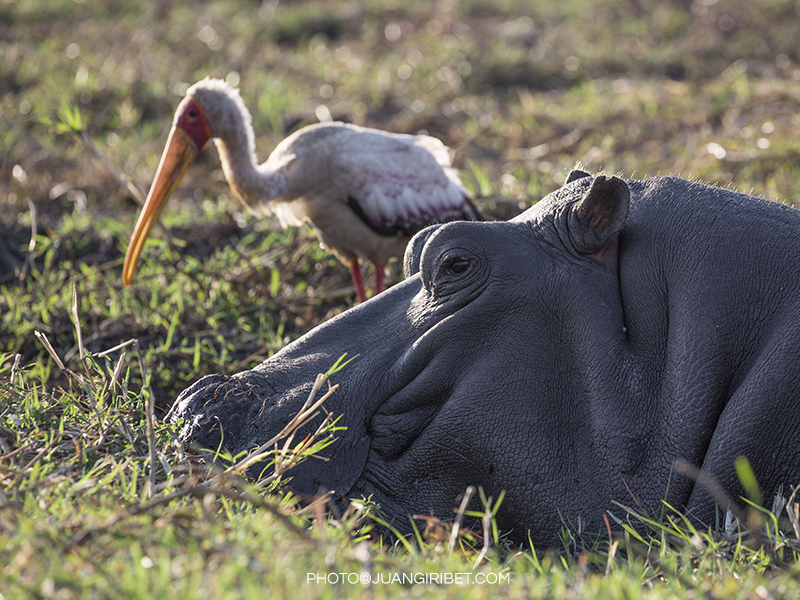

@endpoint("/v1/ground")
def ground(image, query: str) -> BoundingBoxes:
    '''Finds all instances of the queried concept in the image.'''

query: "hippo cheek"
[365,320,476,461]
[367,379,449,460]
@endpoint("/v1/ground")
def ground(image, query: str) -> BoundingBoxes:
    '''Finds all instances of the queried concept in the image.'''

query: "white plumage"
[123,78,481,301]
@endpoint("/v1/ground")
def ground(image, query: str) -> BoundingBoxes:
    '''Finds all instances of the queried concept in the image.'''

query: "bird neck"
[213,128,285,209]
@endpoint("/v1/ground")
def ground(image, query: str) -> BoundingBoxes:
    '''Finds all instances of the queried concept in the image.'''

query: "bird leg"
[349,259,367,303]
[375,265,385,296]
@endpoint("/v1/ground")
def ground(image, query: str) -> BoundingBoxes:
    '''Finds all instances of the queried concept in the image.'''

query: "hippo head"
[172,173,633,544]
[172,171,800,547]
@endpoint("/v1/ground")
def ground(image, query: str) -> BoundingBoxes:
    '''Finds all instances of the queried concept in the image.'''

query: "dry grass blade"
[603,513,619,576]
[18,197,37,283]
[34,329,97,412]
[473,507,492,569]
[9,435,62,491]
[95,338,140,358]
[0,441,34,466]
[115,413,138,453]
[231,373,339,475]
[109,351,126,395]
[293,492,335,519]
[448,485,475,553]
[9,353,21,391]
[144,381,157,500]
[132,339,151,400]
[274,419,328,479]
[71,277,85,362]
[93,352,128,444]
[74,128,179,253]
[673,458,747,523]
[34,330,67,372]
[77,130,145,205]
[787,502,800,541]
[785,487,800,541]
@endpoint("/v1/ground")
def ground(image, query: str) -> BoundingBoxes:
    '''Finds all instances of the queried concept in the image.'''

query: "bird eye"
[188,109,198,119]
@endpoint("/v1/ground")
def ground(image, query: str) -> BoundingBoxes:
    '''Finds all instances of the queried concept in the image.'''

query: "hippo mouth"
[365,323,462,459]
[170,278,478,507]
[171,366,373,499]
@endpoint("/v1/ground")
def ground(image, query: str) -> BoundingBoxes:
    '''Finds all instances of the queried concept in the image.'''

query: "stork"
[122,78,481,302]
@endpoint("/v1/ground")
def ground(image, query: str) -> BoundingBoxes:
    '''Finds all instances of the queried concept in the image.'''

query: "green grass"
[2,337,800,599]
[2,0,800,597]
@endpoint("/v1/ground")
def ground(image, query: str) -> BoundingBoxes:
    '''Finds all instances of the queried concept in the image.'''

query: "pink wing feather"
[328,125,480,236]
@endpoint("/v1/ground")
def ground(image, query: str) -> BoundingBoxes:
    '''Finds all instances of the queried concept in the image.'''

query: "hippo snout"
[170,365,372,499]
[171,371,280,454]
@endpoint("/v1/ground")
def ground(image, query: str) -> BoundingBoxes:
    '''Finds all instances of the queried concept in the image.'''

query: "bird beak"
[122,125,198,286]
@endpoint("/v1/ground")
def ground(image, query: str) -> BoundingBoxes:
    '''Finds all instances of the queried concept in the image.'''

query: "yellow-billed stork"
[122,77,481,302]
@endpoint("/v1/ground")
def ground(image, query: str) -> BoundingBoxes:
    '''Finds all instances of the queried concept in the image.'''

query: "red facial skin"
[175,96,213,150]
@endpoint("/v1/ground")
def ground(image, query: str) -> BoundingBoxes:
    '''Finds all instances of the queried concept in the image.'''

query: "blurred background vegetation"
[2,0,800,405]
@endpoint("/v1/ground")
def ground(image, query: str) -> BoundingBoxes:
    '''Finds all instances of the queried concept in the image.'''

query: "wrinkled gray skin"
[173,171,800,548]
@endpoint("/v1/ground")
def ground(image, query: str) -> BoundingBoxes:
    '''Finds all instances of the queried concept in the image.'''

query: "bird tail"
[461,193,485,222]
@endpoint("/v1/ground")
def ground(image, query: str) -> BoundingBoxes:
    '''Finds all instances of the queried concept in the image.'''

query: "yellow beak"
[122,126,198,286]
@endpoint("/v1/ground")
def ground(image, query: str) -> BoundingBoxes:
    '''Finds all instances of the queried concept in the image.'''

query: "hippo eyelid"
[415,223,489,304]
[448,260,469,274]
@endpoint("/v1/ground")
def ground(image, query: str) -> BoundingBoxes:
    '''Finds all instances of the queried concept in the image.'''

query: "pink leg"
[349,259,367,303]
[375,265,385,295]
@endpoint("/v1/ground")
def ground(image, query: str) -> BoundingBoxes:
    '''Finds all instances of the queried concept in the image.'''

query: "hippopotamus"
[172,171,800,548]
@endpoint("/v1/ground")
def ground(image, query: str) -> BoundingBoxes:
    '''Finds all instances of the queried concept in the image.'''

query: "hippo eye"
[437,253,471,281]
[417,236,487,304]
[443,257,469,275]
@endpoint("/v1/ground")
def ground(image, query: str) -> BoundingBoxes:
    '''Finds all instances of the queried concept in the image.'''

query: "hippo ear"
[568,175,630,256]
[566,169,591,183]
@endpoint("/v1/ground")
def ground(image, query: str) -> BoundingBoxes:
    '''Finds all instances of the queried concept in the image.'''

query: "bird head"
[123,79,257,286]
[122,92,216,286]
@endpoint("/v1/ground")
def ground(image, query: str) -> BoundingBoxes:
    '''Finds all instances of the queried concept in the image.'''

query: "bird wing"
[262,123,479,235]
[329,125,478,237]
